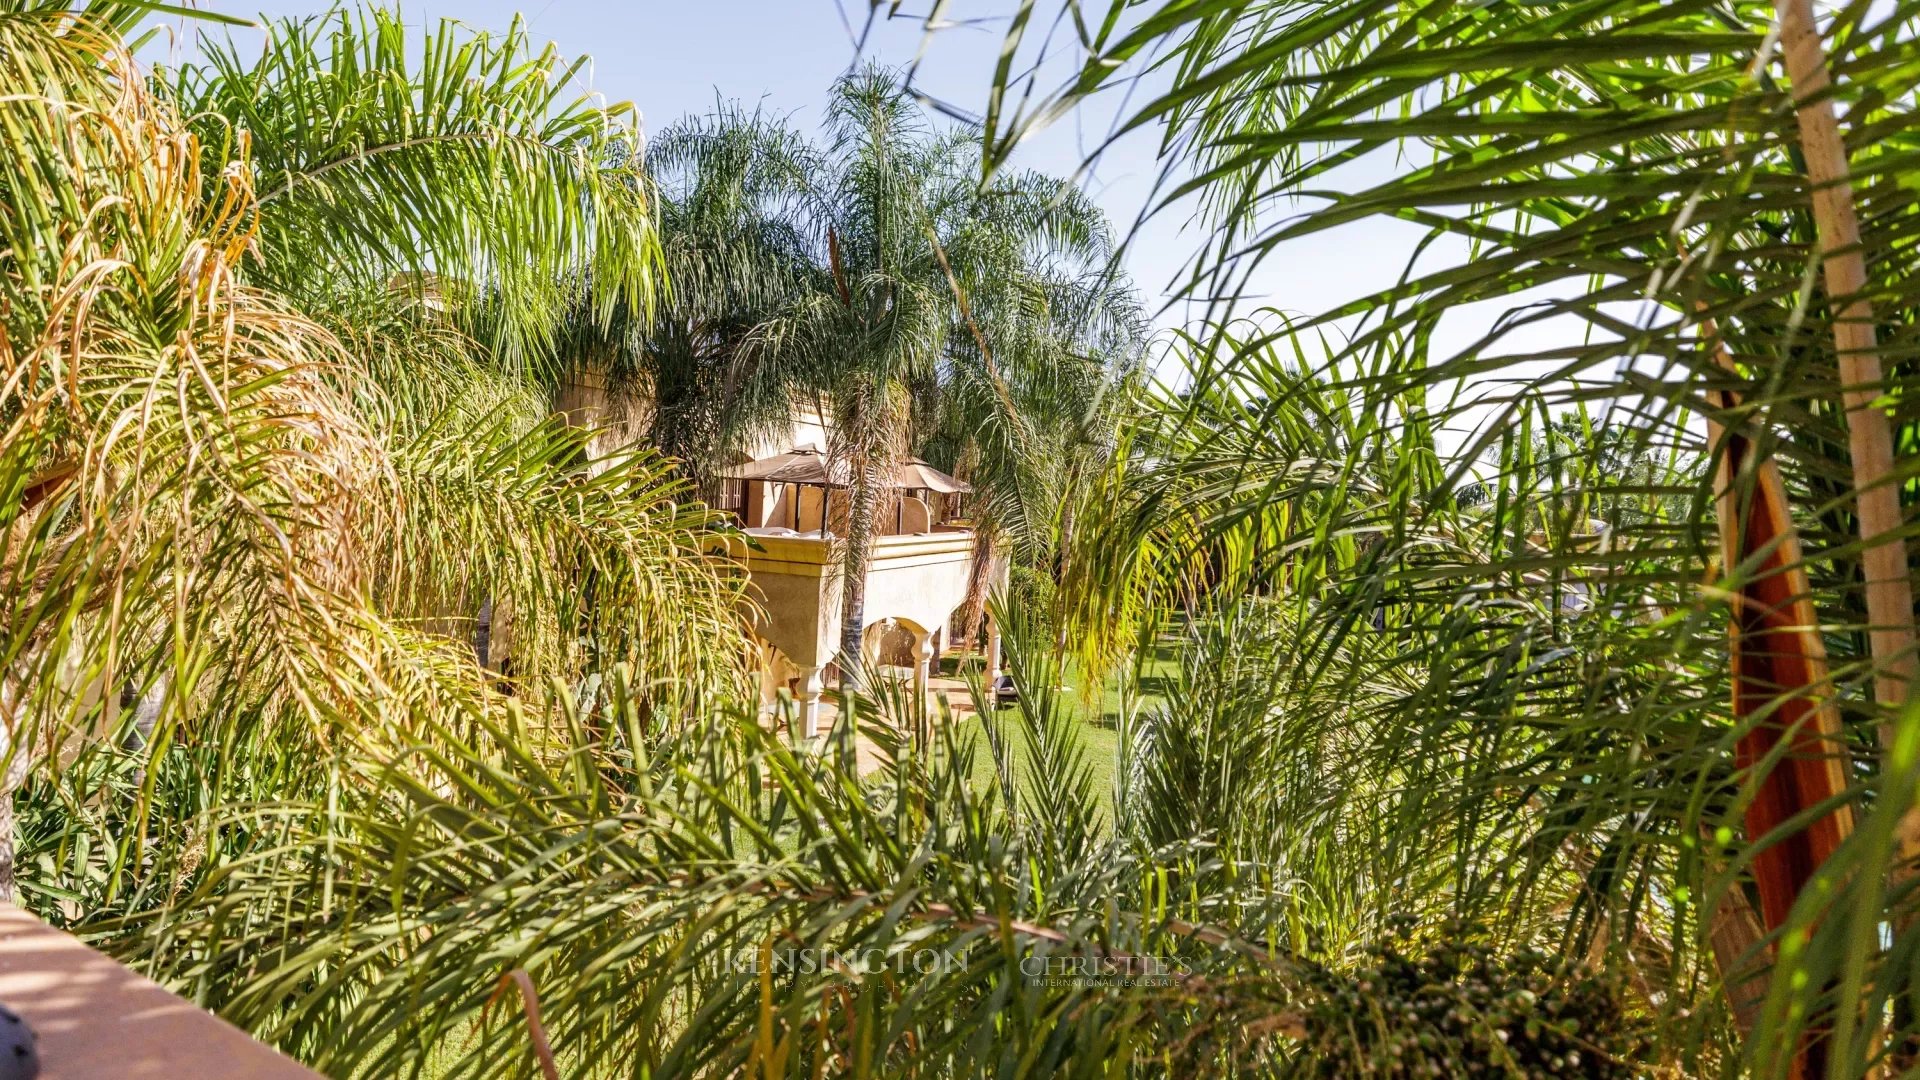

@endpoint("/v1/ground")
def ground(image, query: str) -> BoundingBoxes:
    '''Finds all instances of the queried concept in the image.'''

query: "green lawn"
[938,642,1180,819]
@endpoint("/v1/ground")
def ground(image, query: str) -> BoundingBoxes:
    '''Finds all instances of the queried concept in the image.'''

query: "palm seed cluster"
[1296,922,1651,1078]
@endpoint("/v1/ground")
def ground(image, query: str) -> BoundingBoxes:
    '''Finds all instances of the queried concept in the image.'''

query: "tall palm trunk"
[1774,0,1918,747]
[838,461,882,689]
[1054,488,1077,653]
[834,378,907,690]
[957,527,998,650]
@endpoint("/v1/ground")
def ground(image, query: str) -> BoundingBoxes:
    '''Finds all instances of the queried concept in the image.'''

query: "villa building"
[548,373,1000,735]
[718,406,1001,735]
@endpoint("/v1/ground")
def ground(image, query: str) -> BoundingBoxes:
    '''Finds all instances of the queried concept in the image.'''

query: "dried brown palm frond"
[1,7,384,741]
[1,6,749,912]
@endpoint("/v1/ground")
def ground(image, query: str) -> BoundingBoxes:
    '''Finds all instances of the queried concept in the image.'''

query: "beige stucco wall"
[860,534,974,643]
[743,402,832,461]
[552,366,653,472]
[727,531,973,672]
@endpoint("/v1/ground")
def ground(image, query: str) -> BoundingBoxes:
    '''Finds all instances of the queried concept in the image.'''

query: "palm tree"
[924,182,1148,654]
[168,6,662,370]
[37,1,1920,1076]
[742,68,1125,685]
[639,104,827,481]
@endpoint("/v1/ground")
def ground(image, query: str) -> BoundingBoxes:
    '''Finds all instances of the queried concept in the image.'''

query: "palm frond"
[167,5,664,369]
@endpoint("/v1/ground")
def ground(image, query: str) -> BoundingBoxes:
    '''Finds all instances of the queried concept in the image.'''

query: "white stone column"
[797,665,825,738]
[913,632,935,702]
[984,620,1002,681]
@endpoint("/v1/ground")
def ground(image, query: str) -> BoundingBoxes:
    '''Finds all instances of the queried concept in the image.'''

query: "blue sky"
[155,2,1421,328]
[155,2,1587,452]
[156,3,1179,288]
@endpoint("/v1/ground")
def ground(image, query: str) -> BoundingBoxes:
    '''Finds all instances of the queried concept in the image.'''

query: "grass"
[938,641,1181,822]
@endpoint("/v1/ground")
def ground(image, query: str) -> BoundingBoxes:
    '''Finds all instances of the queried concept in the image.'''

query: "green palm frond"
[113,667,1317,1079]
[911,0,1920,1071]
[0,0,745,948]
[167,5,664,369]
[17,0,1874,1073]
